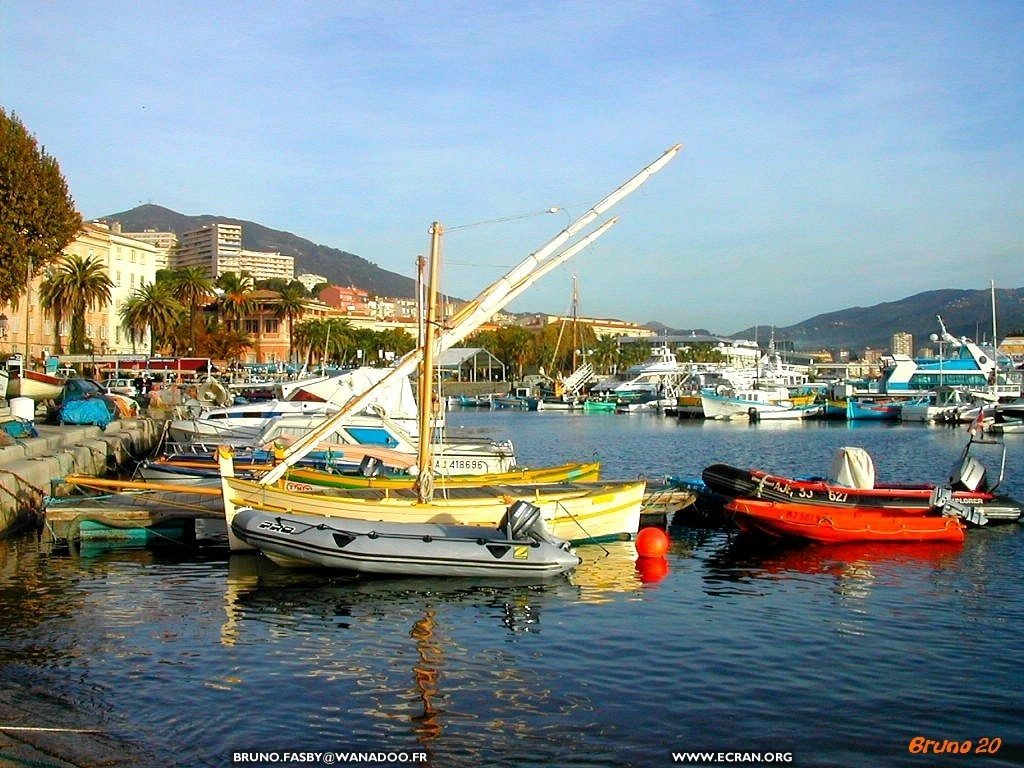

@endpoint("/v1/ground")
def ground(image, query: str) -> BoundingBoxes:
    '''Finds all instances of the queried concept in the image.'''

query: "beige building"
[0,221,158,363]
[173,222,294,282]
[174,222,243,277]
[239,248,294,282]
[891,331,914,356]
[117,227,178,269]
[1000,335,1024,361]
[517,313,654,339]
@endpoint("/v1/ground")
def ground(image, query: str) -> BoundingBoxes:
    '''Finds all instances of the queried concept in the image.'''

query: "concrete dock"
[0,408,163,536]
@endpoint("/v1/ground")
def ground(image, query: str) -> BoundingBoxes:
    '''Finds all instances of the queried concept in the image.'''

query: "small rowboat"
[230,499,581,577]
[725,498,966,544]
[6,369,65,401]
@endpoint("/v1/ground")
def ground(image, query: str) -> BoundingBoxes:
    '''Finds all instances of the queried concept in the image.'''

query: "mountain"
[105,206,1023,352]
[731,288,1024,351]
[101,204,417,298]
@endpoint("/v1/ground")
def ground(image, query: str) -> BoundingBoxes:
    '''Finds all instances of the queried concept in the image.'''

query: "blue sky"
[3,1,1021,334]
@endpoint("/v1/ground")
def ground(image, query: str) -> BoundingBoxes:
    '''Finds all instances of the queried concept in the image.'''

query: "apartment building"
[173,222,243,277]
[173,222,294,282]
[891,331,914,356]
[517,313,654,339]
[0,221,158,363]
[239,248,294,282]
[319,284,372,314]
[117,227,178,269]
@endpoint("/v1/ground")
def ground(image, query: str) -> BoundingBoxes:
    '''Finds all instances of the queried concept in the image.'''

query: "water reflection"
[409,609,443,749]
[704,533,965,597]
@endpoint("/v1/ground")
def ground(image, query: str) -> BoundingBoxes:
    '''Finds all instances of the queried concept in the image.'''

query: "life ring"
[198,377,230,407]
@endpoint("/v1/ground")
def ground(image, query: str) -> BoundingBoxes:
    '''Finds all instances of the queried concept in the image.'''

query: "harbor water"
[1,411,1022,767]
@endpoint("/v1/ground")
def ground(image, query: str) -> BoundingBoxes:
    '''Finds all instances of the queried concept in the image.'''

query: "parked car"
[102,377,138,398]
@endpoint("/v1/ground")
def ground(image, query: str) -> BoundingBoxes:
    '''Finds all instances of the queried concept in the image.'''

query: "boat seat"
[827,447,875,489]
[359,454,383,478]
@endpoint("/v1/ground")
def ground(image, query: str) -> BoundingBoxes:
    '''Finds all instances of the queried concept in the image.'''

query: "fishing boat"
[491,388,538,410]
[748,404,822,421]
[582,398,616,413]
[6,368,65,401]
[221,461,645,548]
[846,398,901,421]
[724,497,967,544]
[987,419,1024,435]
[228,499,581,577]
[699,386,794,420]
[899,386,995,423]
[136,441,419,483]
[455,393,493,407]
[702,436,1022,523]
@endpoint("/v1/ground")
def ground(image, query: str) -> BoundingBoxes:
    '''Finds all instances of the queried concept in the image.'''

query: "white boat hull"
[749,405,822,421]
[6,370,64,401]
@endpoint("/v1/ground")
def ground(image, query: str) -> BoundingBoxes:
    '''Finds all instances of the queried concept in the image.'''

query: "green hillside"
[103,204,416,298]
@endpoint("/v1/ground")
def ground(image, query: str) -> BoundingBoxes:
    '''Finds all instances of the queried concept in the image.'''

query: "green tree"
[38,254,113,353]
[274,281,309,365]
[677,343,725,364]
[0,109,82,308]
[205,326,252,365]
[215,271,256,332]
[169,266,215,354]
[591,334,621,375]
[38,266,73,354]
[292,317,355,369]
[376,327,416,363]
[120,281,183,355]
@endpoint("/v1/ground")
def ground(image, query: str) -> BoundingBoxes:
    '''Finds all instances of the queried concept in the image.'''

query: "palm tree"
[170,266,215,355]
[591,334,621,375]
[120,281,183,355]
[205,327,252,364]
[38,267,73,354]
[39,254,113,353]
[274,281,308,366]
[216,271,256,332]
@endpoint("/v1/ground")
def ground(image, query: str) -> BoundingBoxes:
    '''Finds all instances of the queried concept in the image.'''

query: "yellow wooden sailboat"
[282,459,601,491]
[220,146,681,558]
[221,460,645,546]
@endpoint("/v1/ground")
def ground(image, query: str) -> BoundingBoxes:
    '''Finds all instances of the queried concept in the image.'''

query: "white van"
[103,377,138,397]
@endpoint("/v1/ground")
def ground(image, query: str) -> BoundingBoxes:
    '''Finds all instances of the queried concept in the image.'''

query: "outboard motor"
[359,454,383,478]
[950,454,989,492]
[500,500,543,540]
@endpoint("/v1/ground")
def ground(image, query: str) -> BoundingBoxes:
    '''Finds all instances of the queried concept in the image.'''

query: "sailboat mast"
[991,280,999,393]
[255,143,681,487]
[416,223,443,502]
[571,274,579,371]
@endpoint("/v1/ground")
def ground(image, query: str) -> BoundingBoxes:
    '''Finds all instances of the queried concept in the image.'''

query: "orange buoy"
[635,555,669,583]
[635,526,670,558]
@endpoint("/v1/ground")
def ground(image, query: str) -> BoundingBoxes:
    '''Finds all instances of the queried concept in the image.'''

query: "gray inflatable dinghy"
[230,499,581,577]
